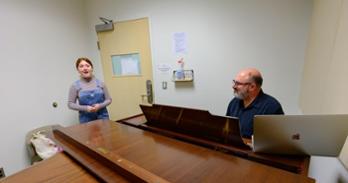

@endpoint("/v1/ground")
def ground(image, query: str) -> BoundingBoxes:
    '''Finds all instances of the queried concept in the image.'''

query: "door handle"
[146,80,153,104]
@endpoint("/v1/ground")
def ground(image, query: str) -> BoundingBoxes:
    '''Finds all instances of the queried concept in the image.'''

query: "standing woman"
[68,57,112,123]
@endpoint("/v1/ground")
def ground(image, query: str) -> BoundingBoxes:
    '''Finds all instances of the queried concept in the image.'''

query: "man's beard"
[234,89,249,99]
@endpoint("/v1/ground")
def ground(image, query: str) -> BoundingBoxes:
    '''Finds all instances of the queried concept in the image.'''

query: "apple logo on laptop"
[292,133,300,140]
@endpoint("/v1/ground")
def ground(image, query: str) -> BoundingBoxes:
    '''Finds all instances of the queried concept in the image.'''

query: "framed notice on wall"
[111,53,141,76]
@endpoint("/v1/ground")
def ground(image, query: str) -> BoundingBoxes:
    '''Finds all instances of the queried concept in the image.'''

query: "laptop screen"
[253,114,348,156]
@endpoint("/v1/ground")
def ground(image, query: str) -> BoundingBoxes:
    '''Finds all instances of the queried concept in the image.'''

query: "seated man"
[226,68,284,138]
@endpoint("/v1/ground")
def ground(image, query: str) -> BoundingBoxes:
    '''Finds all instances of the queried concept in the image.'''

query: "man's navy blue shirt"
[226,90,284,138]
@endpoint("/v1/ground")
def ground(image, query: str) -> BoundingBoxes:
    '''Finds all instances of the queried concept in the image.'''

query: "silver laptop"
[253,114,348,156]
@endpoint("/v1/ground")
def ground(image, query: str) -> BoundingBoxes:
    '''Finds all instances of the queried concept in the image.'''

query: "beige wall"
[86,0,312,115]
[0,0,92,175]
[300,0,348,114]
[301,0,348,181]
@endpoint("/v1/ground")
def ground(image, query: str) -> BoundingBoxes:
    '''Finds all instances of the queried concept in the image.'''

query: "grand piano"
[1,104,315,183]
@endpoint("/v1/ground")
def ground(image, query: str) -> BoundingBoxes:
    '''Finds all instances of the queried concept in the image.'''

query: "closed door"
[97,18,153,120]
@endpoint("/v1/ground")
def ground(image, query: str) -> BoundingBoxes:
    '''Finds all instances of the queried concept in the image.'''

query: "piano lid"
[140,104,248,148]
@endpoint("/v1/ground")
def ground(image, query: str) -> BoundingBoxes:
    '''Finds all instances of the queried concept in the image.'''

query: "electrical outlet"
[0,167,5,178]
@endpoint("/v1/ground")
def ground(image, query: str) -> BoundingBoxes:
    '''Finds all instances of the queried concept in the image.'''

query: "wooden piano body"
[1,104,315,183]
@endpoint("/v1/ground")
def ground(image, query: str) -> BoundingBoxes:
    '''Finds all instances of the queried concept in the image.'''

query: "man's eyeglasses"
[233,80,251,86]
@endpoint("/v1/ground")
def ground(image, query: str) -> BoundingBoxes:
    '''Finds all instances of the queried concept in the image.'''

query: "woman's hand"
[91,104,101,112]
[87,104,101,112]
[87,106,95,112]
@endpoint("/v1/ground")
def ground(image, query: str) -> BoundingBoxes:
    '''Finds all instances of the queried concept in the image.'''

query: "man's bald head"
[236,68,263,87]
